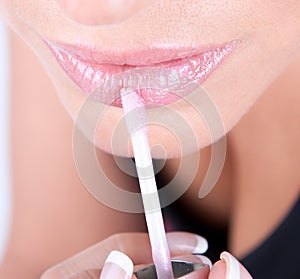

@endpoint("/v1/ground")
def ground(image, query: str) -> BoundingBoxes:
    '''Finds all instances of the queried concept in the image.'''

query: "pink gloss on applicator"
[121,88,174,279]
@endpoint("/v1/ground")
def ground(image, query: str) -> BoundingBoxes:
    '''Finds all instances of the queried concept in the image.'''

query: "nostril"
[57,0,153,26]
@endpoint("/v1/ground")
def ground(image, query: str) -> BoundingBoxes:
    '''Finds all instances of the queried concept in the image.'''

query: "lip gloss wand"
[121,88,174,279]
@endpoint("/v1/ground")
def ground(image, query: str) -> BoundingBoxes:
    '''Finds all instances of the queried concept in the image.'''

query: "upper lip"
[45,39,236,66]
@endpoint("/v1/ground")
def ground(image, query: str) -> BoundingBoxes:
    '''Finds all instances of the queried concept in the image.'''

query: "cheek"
[0,0,31,30]
[0,0,9,10]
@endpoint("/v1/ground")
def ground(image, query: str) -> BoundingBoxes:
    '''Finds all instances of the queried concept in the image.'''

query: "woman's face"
[1,0,300,157]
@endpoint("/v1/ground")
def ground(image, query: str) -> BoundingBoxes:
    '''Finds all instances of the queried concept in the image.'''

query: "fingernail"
[167,232,208,254]
[220,251,241,279]
[100,251,133,279]
[193,254,212,269]
[193,235,209,254]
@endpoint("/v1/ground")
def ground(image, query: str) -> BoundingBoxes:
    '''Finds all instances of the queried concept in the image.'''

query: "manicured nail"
[193,254,212,269]
[100,251,133,279]
[220,251,240,279]
[193,235,208,254]
[167,232,208,254]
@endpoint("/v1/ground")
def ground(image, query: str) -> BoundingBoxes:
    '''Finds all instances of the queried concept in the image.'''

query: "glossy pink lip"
[46,40,238,107]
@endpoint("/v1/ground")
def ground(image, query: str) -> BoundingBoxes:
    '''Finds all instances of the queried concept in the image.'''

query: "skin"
[40,232,252,279]
[0,0,300,278]
[1,0,300,156]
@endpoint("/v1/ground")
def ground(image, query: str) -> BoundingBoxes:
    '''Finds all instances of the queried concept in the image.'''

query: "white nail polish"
[220,251,241,279]
[193,235,209,254]
[101,251,133,279]
[193,255,212,269]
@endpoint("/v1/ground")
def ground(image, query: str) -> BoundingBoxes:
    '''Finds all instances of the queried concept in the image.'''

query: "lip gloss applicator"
[121,88,174,279]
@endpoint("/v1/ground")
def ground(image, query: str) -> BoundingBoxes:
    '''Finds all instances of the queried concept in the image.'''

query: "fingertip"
[209,252,253,279]
[194,235,209,254]
[100,251,133,279]
[167,232,208,255]
[193,255,212,269]
[208,260,226,279]
[40,270,53,279]
[220,251,240,278]
[106,250,134,275]
[40,264,65,279]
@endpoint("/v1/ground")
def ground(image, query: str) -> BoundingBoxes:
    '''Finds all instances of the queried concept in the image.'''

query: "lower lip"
[47,42,237,107]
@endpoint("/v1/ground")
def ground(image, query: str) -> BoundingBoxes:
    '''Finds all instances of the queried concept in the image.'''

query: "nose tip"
[57,0,153,26]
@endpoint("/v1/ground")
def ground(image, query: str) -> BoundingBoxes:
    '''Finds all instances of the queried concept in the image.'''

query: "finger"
[115,232,208,260]
[41,232,208,279]
[100,251,134,279]
[209,252,253,279]
[41,233,150,279]
[167,232,208,255]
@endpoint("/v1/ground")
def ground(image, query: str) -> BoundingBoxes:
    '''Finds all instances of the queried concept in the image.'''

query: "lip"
[46,40,238,107]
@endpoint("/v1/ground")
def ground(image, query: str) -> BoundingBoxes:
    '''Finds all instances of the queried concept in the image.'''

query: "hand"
[41,232,252,279]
